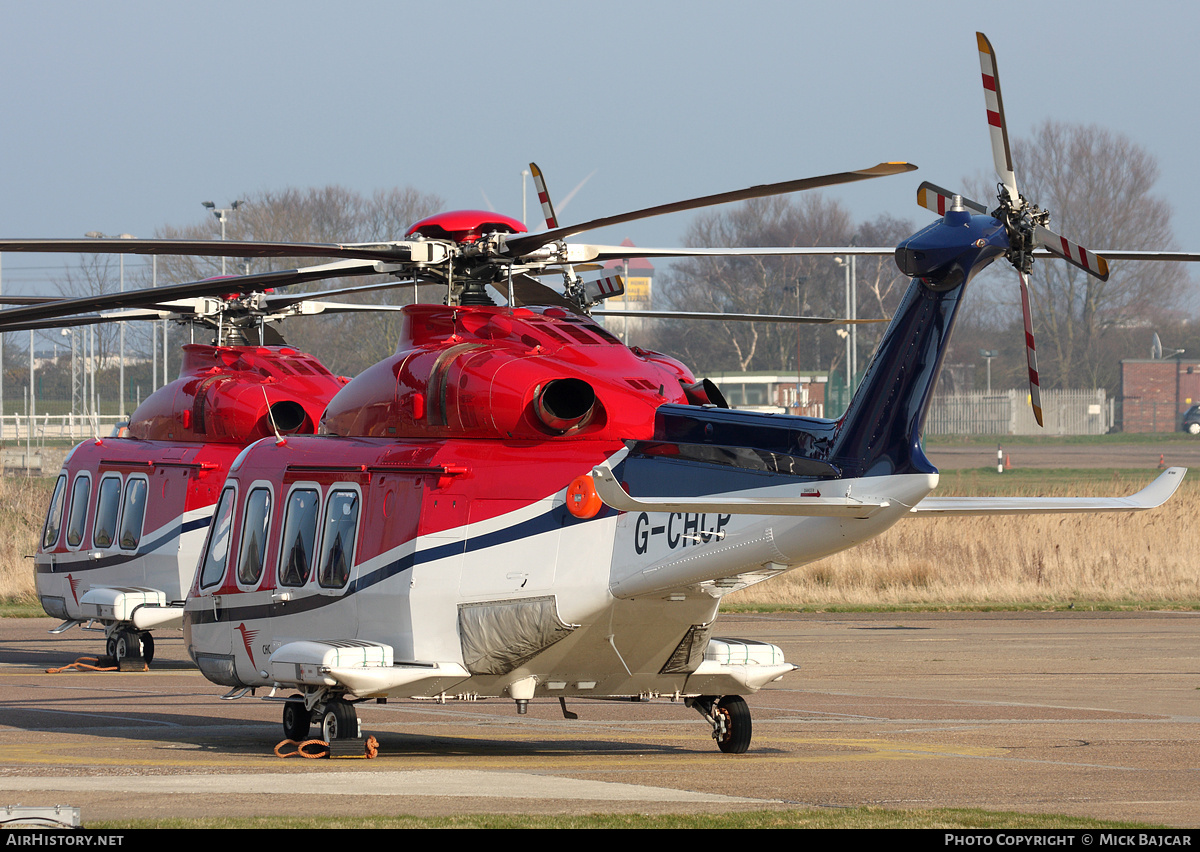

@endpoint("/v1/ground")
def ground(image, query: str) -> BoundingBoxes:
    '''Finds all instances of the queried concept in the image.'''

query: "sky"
[1,0,1197,297]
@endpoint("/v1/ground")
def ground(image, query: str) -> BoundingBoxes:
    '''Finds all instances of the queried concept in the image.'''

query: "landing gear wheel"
[282,695,311,741]
[320,699,358,741]
[713,695,752,754]
[110,628,143,663]
[140,632,155,666]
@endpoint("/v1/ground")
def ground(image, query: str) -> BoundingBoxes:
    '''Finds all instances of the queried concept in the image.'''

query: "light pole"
[519,170,529,228]
[62,328,79,419]
[795,275,808,410]
[85,232,136,417]
[833,253,858,390]
[980,349,999,394]
[201,200,243,275]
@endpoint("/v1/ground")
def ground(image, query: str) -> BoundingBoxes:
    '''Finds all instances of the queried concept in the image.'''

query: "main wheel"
[713,695,752,754]
[282,696,311,741]
[140,632,155,666]
[112,628,142,662]
[320,700,358,741]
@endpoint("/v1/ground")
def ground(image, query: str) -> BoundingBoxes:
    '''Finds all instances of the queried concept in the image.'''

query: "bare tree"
[56,253,122,367]
[653,196,913,378]
[151,185,444,375]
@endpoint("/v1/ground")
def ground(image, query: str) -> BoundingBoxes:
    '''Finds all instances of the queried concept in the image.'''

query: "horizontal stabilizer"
[909,467,1186,516]
[592,464,889,518]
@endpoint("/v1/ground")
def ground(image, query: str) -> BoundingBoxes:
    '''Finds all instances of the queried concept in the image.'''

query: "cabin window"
[119,477,148,551]
[93,475,122,549]
[199,486,236,589]
[65,474,92,549]
[279,488,320,587]
[41,474,67,550]
[237,488,272,587]
[318,489,359,589]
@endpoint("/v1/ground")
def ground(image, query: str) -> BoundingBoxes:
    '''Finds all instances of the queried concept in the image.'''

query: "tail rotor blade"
[916,181,990,216]
[1018,271,1044,427]
[529,163,560,230]
[1033,224,1110,281]
[977,32,1020,203]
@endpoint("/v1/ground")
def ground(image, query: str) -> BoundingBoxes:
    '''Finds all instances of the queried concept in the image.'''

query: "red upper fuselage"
[129,344,349,443]
[321,304,696,443]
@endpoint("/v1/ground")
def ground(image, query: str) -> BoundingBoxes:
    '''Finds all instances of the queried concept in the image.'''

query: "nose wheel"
[691,694,752,754]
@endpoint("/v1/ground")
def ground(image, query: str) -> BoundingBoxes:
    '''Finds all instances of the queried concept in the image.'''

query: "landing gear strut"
[690,694,752,754]
[281,692,360,742]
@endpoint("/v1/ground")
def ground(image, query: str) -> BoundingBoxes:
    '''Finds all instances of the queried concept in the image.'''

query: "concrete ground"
[1,611,1197,826]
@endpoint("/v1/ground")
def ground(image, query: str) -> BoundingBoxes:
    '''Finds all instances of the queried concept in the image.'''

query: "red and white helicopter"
[11,270,413,664]
[4,33,1190,753]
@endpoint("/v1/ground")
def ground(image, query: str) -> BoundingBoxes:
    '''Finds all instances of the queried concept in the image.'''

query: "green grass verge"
[0,601,45,617]
[926,432,1197,447]
[86,808,1163,830]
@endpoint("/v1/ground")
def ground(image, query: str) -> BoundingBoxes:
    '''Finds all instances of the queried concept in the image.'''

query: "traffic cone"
[1159,453,1166,470]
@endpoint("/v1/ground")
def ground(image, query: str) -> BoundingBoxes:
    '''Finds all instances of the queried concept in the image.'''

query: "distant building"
[707,371,828,416]
[1120,358,1200,432]
[602,239,654,304]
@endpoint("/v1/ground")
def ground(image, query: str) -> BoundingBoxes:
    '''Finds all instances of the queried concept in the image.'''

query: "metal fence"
[924,389,1113,436]
[0,413,124,443]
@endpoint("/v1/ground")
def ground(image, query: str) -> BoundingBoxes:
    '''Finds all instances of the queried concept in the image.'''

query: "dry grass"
[0,475,56,605]
[1,469,1196,610]
[729,470,1200,608]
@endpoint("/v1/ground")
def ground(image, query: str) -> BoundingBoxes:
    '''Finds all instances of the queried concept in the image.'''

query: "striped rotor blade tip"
[976,32,1017,196]
[916,182,989,217]
[1018,271,1044,427]
[1034,225,1110,281]
[529,163,559,230]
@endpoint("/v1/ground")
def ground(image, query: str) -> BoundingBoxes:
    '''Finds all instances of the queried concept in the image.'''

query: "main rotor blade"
[1033,225,1110,281]
[590,309,887,325]
[503,162,917,257]
[260,276,422,310]
[1017,270,1044,428]
[1045,249,1200,262]
[977,32,1020,203]
[0,238,426,262]
[0,309,177,334]
[0,295,59,306]
[562,244,897,263]
[505,273,579,311]
[0,259,391,327]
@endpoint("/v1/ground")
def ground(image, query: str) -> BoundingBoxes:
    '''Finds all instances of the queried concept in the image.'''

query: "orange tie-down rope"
[46,656,146,673]
[274,736,379,759]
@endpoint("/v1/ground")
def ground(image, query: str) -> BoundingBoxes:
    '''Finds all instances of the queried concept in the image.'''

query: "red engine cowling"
[128,344,349,443]
[320,305,696,442]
